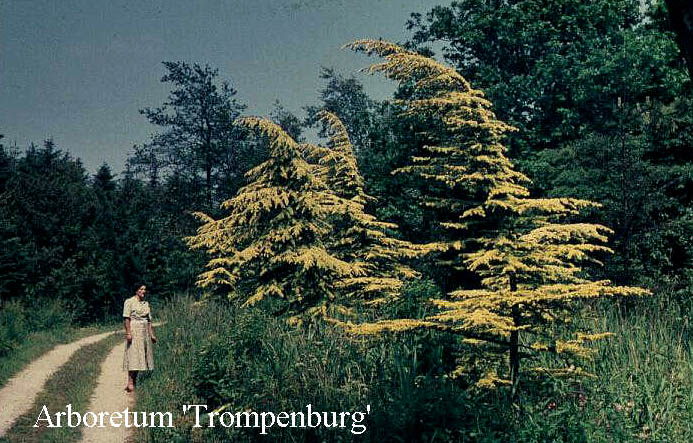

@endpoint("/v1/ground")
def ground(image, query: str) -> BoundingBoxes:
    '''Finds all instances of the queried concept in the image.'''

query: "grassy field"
[133,293,693,442]
[0,333,120,443]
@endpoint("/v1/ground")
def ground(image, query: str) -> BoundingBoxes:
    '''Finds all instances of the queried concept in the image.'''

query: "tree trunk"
[509,273,521,403]
[205,159,212,210]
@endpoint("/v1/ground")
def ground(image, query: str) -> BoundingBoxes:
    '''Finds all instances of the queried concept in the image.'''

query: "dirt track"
[0,330,117,437]
[80,341,134,443]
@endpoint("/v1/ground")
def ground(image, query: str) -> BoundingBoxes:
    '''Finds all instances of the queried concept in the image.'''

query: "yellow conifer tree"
[186,117,362,322]
[306,110,424,307]
[346,40,529,289]
[344,40,650,394]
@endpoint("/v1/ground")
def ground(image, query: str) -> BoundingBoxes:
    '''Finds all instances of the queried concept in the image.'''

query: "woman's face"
[136,286,147,299]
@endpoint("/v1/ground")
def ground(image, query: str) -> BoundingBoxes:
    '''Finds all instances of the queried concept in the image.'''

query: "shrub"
[0,300,28,356]
[0,298,74,357]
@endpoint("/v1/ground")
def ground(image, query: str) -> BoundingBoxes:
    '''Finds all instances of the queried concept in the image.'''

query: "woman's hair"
[134,284,147,292]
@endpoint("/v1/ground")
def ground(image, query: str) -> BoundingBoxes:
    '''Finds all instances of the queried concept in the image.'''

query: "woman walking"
[123,285,157,392]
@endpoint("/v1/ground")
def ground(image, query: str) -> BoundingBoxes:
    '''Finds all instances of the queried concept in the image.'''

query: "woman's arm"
[148,321,157,343]
[124,318,132,343]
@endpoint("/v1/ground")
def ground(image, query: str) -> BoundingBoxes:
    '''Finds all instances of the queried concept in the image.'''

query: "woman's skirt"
[123,319,154,371]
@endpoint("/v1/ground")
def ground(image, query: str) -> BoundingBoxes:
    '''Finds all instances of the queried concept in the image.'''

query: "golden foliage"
[306,110,429,309]
[186,117,361,318]
[345,39,651,390]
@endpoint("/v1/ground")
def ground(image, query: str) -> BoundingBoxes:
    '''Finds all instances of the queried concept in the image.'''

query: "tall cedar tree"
[345,40,649,394]
[349,39,523,286]
[186,117,362,322]
[307,111,423,307]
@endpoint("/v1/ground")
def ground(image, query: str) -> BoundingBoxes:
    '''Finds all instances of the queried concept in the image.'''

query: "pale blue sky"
[0,0,437,173]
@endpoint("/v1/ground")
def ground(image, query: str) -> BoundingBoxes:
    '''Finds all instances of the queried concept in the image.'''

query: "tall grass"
[0,298,119,387]
[136,291,693,442]
[577,296,693,441]
[0,298,73,357]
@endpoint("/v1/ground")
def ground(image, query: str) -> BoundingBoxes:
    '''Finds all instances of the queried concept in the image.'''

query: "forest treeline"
[2,0,691,320]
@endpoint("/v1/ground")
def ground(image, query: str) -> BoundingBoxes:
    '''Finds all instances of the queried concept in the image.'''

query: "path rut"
[80,342,134,443]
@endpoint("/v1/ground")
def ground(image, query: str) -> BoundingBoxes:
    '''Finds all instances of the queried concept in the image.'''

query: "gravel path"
[0,329,118,437]
[80,341,134,443]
